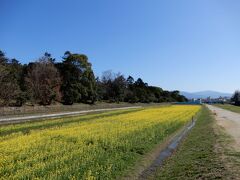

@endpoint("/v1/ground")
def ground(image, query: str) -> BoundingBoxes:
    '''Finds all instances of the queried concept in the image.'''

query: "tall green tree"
[133,78,148,103]
[0,50,8,64]
[231,90,240,106]
[57,51,96,104]
[124,76,136,103]
[111,74,126,102]
[99,71,127,102]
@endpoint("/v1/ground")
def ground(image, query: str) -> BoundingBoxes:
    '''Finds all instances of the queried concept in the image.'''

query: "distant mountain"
[180,90,232,99]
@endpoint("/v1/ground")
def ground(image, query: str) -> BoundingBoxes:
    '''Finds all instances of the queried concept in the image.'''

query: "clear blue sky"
[1,0,240,93]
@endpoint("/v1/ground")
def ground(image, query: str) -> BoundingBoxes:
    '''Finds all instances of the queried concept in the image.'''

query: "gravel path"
[0,106,142,124]
[207,104,240,151]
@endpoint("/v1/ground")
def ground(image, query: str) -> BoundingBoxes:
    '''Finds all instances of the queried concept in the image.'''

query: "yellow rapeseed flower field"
[0,105,201,179]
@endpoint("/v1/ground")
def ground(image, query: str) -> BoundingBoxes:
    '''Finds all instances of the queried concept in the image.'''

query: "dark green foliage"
[57,51,96,104]
[99,71,127,102]
[97,73,187,104]
[0,49,187,106]
[0,50,8,64]
[231,90,240,106]
[0,51,23,106]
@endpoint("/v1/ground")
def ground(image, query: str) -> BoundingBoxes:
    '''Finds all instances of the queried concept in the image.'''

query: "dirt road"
[207,104,240,151]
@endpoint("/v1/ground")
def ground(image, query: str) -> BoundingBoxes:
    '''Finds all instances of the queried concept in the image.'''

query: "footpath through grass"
[215,103,240,113]
[153,106,230,179]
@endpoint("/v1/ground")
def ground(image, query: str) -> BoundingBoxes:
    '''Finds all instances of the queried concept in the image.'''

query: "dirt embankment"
[207,105,240,179]
[207,105,240,151]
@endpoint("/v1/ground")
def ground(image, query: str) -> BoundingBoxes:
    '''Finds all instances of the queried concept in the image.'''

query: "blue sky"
[1,0,240,93]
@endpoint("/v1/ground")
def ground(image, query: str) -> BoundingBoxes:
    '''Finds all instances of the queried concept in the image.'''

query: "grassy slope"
[0,102,170,117]
[215,103,240,113]
[0,108,141,137]
[154,106,230,179]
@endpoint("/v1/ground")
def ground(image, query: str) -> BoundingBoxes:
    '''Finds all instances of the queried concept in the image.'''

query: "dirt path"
[207,104,240,151]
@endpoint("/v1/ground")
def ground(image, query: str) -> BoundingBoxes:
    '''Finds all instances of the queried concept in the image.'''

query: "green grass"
[0,108,142,137]
[214,103,240,113]
[153,106,230,179]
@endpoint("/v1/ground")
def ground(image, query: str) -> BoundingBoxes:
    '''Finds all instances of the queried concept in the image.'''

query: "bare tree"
[25,54,62,105]
[0,64,7,82]
[0,53,22,106]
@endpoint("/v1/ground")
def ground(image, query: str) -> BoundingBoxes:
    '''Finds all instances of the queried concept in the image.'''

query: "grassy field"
[153,106,230,179]
[215,103,240,113]
[0,105,200,179]
[0,102,170,117]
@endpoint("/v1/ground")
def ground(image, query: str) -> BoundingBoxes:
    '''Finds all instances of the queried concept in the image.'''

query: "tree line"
[0,50,187,106]
[231,90,240,106]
